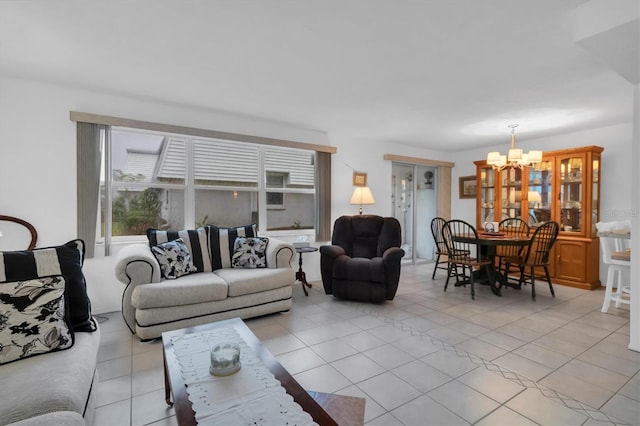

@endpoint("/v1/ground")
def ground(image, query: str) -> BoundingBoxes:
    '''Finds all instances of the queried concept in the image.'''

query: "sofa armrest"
[266,237,294,269]
[319,244,346,259]
[115,243,162,285]
[114,243,162,334]
[382,246,405,264]
[319,245,347,294]
[382,246,405,300]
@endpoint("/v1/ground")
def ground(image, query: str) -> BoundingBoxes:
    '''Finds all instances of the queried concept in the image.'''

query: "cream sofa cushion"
[8,411,86,426]
[132,272,228,309]
[215,267,295,297]
[0,329,100,425]
[135,285,292,327]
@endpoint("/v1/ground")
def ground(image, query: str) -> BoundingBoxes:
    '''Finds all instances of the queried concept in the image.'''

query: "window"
[266,172,286,209]
[264,146,315,230]
[99,128,317,242]
[75,112,333,256]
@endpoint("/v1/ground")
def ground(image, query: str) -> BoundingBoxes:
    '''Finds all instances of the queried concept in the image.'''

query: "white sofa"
[115,238,295,340]
[0,328,101,425]
[0,238,100,425]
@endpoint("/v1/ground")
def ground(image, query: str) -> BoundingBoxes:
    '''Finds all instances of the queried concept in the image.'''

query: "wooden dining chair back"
[497,217,530,284]
[510,221,559,300]
[430,217,450,279]
[441,220,492,300]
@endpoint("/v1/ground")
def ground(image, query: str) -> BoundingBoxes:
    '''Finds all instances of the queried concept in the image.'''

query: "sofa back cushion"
[0,275,74,365]
[0,240,96,332]
[207,224,257,269]
[147,227,212,273]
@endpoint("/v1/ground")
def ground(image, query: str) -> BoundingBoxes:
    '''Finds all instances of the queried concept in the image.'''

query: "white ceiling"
[0,0,635,151]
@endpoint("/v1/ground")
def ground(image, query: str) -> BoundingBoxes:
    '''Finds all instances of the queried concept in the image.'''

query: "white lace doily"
[171,327,317,426]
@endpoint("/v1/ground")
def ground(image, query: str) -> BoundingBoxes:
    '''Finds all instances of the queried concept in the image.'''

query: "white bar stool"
[596,221,631,313]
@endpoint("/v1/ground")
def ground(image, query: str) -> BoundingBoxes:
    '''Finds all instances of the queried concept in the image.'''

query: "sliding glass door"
[391,162,438,264]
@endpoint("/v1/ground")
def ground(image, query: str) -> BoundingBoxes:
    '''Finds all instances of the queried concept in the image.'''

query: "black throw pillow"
[0,240,96,332]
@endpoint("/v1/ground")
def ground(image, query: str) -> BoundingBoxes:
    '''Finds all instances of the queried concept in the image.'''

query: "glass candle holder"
[210,342,241,376]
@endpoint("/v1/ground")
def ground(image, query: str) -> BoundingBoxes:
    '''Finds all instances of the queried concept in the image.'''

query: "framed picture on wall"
[353,171,367,187]
[459,175,477,199]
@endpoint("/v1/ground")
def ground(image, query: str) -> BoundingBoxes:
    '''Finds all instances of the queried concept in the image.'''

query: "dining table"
[452,231,531,296]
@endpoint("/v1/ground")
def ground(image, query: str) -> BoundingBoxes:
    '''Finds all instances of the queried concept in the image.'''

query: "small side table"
[295,246,318,296]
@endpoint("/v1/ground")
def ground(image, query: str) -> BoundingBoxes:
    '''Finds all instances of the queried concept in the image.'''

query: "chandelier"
[486,124,542,169]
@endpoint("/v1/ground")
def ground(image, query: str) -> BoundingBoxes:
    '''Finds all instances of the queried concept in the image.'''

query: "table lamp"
[528,191,542,208]
[350,186,375,214]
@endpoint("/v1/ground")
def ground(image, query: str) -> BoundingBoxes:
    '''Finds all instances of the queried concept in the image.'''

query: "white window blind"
[156,138,186,181]
[194,139,259,184]
[265,147,314,187]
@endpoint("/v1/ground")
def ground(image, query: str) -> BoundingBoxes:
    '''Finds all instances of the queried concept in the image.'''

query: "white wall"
[304,124,633,288]
[0,76,330,313]
[450,122,634,226]
[630,83,639,352]
[0,76,330,242]
[299,135,452,283]
[0,75,634,314]
[329,135,451,220]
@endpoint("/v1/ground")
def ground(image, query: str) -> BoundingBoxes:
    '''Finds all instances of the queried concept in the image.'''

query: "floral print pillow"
[231,237,269,269]
[0,275,74,365]
[151,238,198,279]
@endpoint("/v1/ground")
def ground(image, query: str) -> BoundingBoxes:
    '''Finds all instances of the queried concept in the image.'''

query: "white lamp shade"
[528,191,542,202]
[487,151,501,164]
[350,186,376,205]
[507,148,523,161]
[527,150,543,163]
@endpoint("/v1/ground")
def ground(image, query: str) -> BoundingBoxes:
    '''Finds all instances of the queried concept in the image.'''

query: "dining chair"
[430,217,450,279]
[496,217,530,287]
[505,221,559,300]
[441,220,493,300]
[595,221,631,313]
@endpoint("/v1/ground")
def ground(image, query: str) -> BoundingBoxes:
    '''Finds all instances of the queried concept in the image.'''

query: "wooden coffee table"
[162,318,364,425]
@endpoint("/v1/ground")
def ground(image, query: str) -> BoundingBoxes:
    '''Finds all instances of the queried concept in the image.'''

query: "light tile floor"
[94,263,639,425]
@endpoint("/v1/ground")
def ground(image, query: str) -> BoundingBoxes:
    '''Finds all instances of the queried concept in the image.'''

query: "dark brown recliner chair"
[320,215,404,302]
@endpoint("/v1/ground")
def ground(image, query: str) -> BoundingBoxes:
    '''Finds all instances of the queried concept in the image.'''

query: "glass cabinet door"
[558,154,584,233]
[528,159,552,226]
[591,155,600,234]
[501,167,523,221]
[479,166,495,223]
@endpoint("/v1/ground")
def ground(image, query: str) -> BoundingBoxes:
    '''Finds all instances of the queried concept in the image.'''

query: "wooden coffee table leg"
[163,352,173,406]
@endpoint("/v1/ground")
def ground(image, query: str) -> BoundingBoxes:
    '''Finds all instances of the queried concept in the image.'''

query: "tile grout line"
[350,301,631,425]
[517,307,628,412]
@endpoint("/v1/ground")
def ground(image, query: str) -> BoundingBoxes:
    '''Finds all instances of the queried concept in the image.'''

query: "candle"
[210,342,241,376]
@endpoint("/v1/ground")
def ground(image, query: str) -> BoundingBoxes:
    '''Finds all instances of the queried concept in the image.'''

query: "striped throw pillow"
[147,227,212,273]
[207,224,257,270]
[0,240,96,333]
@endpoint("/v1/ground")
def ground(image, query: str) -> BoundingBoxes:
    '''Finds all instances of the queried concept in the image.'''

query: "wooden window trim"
[70,111,336,154]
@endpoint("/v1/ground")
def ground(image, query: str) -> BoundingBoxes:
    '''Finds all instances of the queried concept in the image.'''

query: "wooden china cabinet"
[474,145,603,290]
